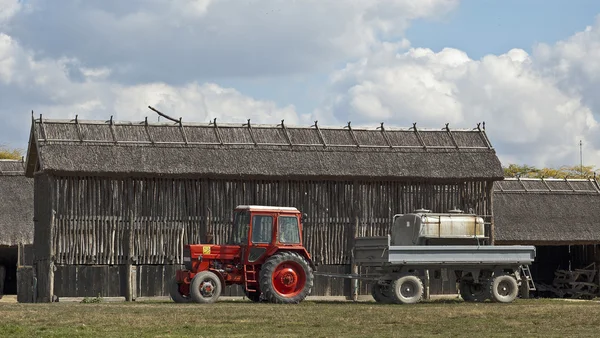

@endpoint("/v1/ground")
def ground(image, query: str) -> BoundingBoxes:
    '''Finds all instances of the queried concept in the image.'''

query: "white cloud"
[0,0,21,25]
[318,38,600,168]
[0,32,303,152]
[2,0,458,83]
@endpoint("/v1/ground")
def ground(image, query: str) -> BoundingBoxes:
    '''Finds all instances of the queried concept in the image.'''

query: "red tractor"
[170,205,315,304]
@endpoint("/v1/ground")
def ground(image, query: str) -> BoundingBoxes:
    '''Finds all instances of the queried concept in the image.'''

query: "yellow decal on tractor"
[203,246,211,255]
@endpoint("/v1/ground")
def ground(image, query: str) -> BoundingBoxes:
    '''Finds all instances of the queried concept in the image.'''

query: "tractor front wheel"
[259,251,313,304]
[190,271,222,304]
[169,277,192,303]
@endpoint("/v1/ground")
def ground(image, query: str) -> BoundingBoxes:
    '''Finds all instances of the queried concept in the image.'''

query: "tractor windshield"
[229,210,250,245]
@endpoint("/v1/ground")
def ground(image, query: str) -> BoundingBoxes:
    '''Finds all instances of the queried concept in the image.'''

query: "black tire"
[459,280,489,302]
[244,289,262,302]
[390,274,423,304]
[190,271,222,304]
[169,277,192,303]
[488,274,519,303]
[371,282,394,304]
[259,251,314,304]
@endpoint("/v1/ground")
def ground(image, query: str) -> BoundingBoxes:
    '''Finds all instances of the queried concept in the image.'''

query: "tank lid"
[447,209,464,214]
[414,208,431,213]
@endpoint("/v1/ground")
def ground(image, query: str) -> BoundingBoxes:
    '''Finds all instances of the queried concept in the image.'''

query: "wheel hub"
[200,281,215,297]
[280,270,298,286]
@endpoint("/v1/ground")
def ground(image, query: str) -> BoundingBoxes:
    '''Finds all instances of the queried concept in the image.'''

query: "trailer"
[316,210,537,304]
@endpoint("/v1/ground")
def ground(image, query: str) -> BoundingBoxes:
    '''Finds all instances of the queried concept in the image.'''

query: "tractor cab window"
[251,215,273,244]
[278,216,301,244]
[229,211,250,245]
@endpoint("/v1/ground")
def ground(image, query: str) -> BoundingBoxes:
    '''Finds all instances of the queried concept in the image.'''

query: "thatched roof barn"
[0,159,34,299]
[25,118,502,180]
[0,159,33,247]
[494,178,600,291]
[25,116,504,302]
[494,178,600,245]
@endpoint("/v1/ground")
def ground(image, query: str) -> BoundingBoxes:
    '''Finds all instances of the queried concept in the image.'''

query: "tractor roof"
[235,205,300,213]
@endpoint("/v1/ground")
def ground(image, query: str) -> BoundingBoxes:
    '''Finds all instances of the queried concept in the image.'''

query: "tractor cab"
[228,205,304,264]
[171,205,314,304]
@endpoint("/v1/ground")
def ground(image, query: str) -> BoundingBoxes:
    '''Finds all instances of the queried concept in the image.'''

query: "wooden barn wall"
[49,176,493,266]
[38,176,492,298]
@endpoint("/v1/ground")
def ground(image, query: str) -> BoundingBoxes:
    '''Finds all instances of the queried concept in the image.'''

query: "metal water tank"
[391,210,487,246]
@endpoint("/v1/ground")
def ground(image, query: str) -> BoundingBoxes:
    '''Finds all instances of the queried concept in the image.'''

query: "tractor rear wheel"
[190,271,222,304]
[259,251,313,304]
[244,290,262,302]
[169,277,192,303]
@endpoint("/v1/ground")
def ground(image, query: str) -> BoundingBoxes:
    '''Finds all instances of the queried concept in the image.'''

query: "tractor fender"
[270,248,316,271]
[208,268,227,289]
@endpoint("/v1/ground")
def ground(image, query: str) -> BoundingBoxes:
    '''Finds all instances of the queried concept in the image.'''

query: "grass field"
[1,297,599,337]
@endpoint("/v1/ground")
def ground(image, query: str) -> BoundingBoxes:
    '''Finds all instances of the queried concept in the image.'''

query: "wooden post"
[424,270,430,300]
[350,180,360,301]
[487,181,495,245]
[49,210,56,302]
[125,211,134,301]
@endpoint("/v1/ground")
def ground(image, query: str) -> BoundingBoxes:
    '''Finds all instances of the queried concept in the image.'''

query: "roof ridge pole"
[279,119,293,147]
[178,117,188,145]
[312,120,327,148]
[476,122,493,149]
[144,117,155,145]
[541,177,552,192]
[244,119,258,147]
[210,118,224,145]
[517,176,528,192]
[445,123,460,149]
[564,177,576,192]
[108,115,118,144]
[39,113,48,142]
[74,115,84,142]
[377,122,393,148]
[592,173,600,193]
[344,121,360,147]
[411,122,427,150]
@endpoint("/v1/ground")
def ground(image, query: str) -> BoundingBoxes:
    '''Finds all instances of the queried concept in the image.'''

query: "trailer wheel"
[190,271,222,304]
[488,274,519,303]
[169,277,192,303]
[391,274,423,304]
[371,282,394,304]
[459,280,488,302]
[259,251,313,304]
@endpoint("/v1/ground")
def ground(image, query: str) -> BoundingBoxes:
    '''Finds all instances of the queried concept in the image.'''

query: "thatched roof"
[0,159,34,246]
[25,117,503,180]
[494,178,600,244]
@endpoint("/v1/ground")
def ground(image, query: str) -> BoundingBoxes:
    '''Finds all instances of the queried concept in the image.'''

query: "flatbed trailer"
[315,235,536,304]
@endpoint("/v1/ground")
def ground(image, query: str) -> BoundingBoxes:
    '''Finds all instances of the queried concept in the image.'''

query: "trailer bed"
[354,236,536,267]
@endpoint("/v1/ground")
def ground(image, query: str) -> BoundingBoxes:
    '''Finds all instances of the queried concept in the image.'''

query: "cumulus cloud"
[2,0,458,83]
[0,0,21,25]
[319,36,600,167]
[0,32,302,152]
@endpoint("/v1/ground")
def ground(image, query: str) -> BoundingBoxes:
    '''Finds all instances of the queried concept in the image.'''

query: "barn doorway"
[0,245,18,297]
[530,245,600,298]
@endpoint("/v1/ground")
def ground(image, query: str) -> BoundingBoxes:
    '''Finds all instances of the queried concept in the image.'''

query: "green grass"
[0,299,599,337]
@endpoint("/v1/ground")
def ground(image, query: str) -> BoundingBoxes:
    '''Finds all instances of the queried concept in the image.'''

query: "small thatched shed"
[494,178,600,288]
[0,159,34,299]
[25,116,504,302]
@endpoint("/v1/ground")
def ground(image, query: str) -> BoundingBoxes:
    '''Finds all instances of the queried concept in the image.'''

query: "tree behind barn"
[503,164,600,179]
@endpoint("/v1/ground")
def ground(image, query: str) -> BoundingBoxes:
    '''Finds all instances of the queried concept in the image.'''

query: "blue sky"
[220,0,600,121]
[408,0,600,59]
[2,0,600,168]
